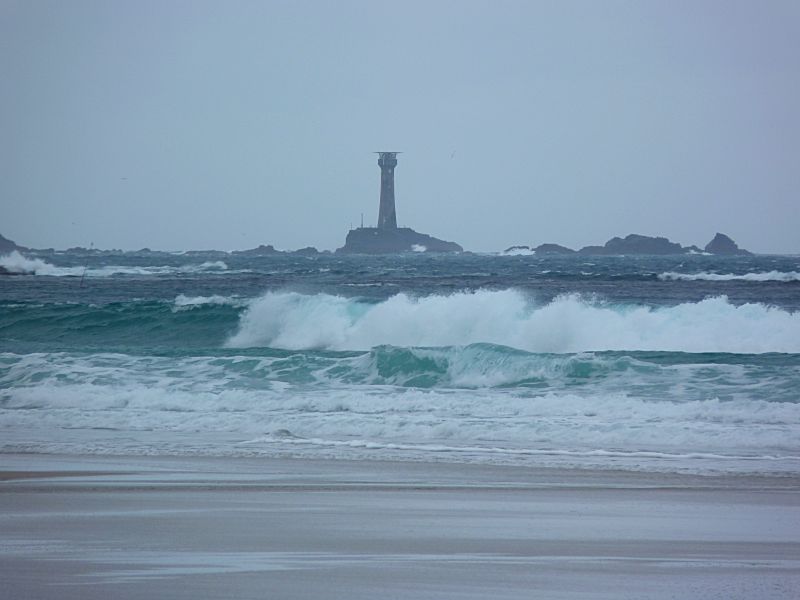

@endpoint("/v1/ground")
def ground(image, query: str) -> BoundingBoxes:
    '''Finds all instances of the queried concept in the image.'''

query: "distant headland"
[0,233,24,254]
[336,152,463,254]
[506,232,752,256]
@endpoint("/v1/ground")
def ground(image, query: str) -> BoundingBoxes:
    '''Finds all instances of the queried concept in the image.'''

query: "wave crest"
[173,294,245,310]
[0,251,61,275]
[0,253,232,277]
[226,290,800,354]
[659,270,800,282]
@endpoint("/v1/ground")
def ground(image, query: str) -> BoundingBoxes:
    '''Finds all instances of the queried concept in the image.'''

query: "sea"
[2,248,799,475]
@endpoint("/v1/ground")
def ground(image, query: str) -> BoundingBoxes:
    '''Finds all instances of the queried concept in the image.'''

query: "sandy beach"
[1,454,798,599]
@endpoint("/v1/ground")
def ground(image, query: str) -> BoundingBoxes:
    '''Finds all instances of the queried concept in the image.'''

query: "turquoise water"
[1,250,799,473]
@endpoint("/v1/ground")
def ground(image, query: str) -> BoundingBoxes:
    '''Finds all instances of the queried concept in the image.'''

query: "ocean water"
[1,250,799,474]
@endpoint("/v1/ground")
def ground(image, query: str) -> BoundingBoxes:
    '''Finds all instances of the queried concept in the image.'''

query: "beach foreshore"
[1,453,799,599]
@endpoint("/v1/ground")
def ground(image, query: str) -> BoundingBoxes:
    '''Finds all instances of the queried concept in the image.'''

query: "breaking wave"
[659,270,800,282]
[500,247,536,256]
[3,349,798,469]
[172,294,247,310]
[0,252,232,277]
[0,251,61,275]
[227,290,800,354]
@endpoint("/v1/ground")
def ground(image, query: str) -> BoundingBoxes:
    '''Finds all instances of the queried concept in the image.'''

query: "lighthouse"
[336,152,462,253]
[376,152,400,229]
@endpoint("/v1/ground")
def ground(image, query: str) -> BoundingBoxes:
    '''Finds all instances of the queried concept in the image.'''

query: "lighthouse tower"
[376,152,400,229]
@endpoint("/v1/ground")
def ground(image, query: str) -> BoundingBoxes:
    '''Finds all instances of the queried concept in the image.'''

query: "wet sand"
[1,454,799,599]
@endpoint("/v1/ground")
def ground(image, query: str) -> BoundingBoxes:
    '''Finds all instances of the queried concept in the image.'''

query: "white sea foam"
[0,251,64,275]
[197,260,228,270]
[86,261,230,277]
[659,270,800,282]
[0,253,233,277]
[227,290,800,354]
[501,247,535,256]
[240,436,800,464]
[173,294,245,310]
[2,351,798,473]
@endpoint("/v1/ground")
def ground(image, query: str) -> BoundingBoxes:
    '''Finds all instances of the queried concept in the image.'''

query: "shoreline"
[2,451,800,485]
[2,453,799,599]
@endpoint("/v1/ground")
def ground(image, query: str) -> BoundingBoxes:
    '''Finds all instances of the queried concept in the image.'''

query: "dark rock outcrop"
[0,237,33,275]
[503,243,576,255]
[0,233,23,254]
[579,234,685,255]
[533,243,575,254]
[182,249,229,258]
[704,233,751,255]
[232,244,283,256]
[292,246,320,256]
[337,227,462,254]
[577,245,607,255]
[0,234,29,274]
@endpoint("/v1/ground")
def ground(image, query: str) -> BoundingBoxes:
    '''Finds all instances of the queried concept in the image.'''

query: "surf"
[660,270,800,282]
[0,251,235,277]
[227,290,800,354]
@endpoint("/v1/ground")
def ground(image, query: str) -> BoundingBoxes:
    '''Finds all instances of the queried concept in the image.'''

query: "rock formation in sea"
[578,234,685,255]
[0,233,23,254]
[503,245,531,253]
[340,227,462,254]
[337,153,463,254]
[232,244,282,256]
[292,246,322,256]
[504,243,577,255]
[533,243,576,254]
[513,233,752,256]
[704,232,752,255]
[182,249,229,258]
[0,234,28,274]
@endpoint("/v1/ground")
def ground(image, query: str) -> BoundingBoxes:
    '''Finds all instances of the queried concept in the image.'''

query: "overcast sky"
[2,0,798,253]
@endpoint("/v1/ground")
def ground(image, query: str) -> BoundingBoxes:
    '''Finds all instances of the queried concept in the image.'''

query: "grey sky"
[2,0,798,253]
